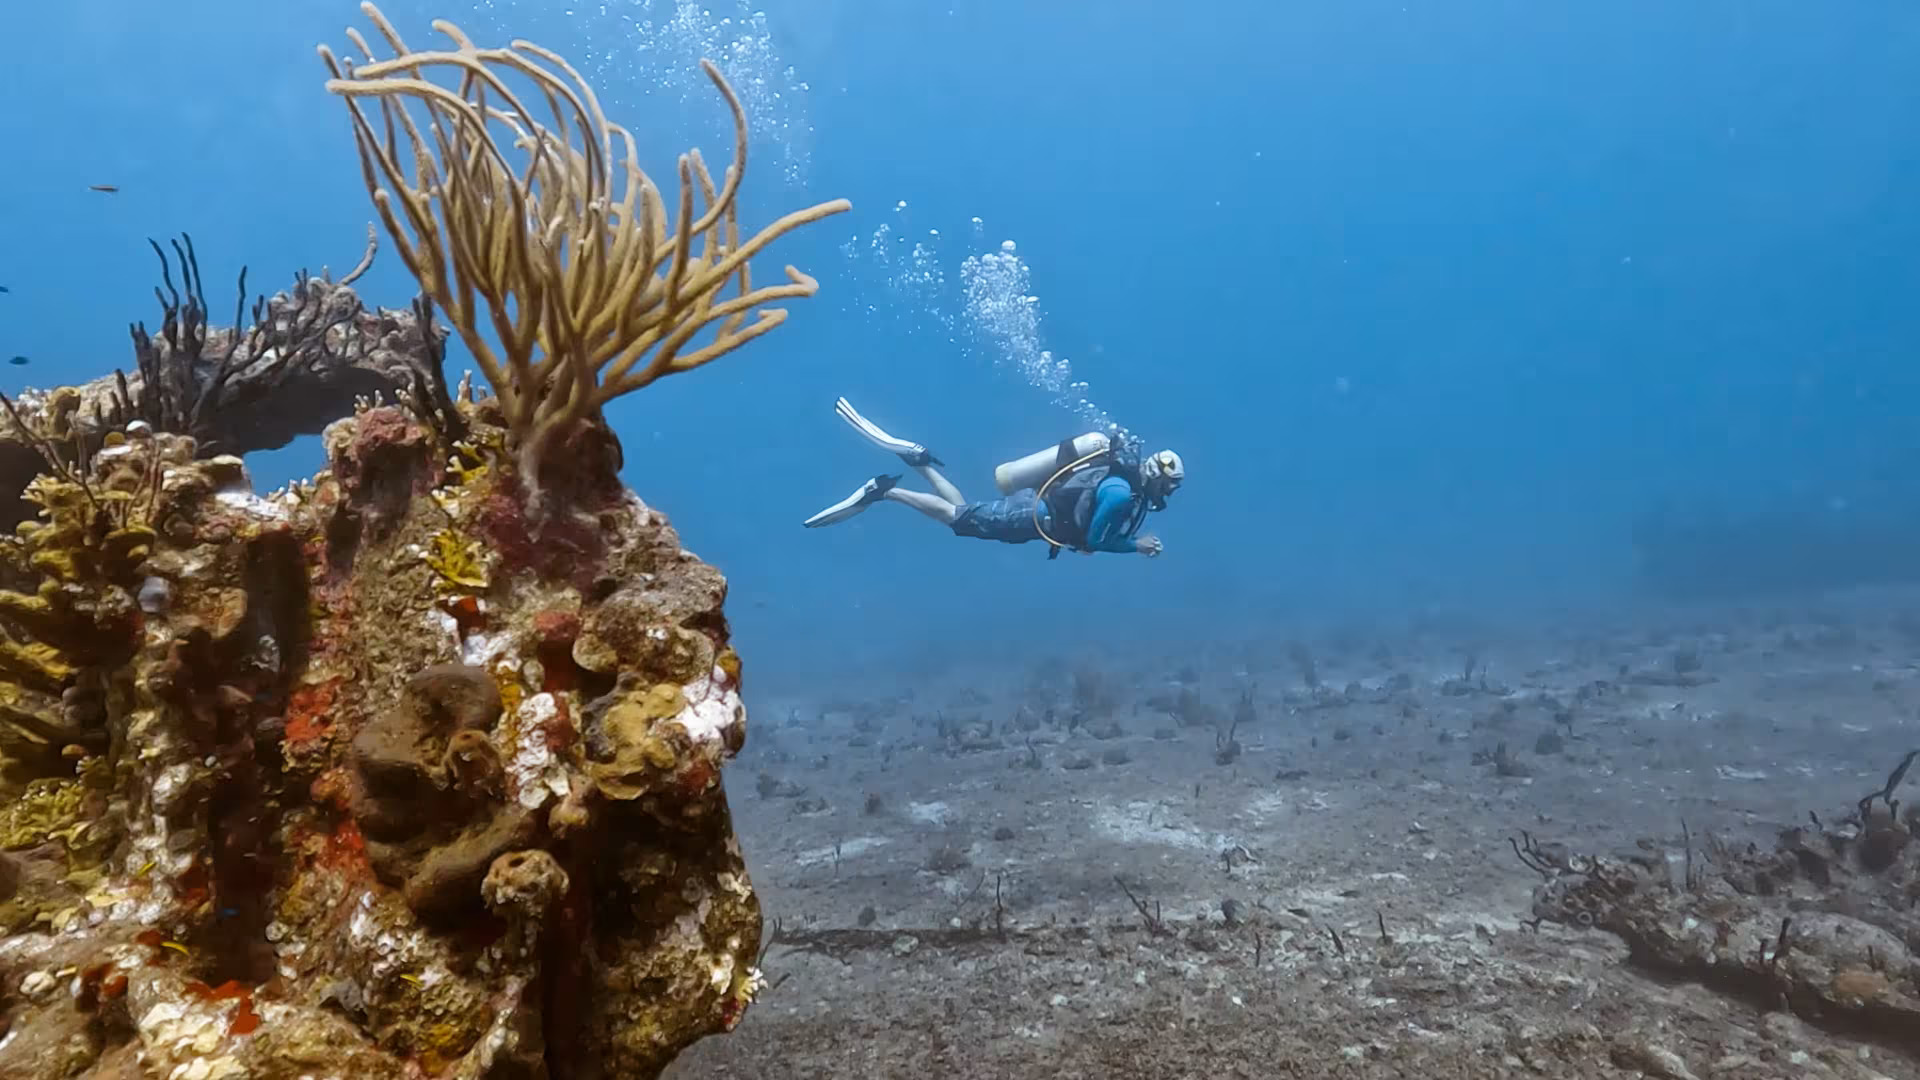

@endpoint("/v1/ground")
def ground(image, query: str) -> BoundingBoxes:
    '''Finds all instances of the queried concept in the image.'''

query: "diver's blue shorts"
[950,490,1049,543]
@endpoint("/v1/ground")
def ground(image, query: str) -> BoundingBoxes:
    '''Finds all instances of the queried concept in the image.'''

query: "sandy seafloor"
[668,589,1920,1079]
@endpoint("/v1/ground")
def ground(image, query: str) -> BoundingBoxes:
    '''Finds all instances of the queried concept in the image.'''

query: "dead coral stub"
[1522,769,1920,1058]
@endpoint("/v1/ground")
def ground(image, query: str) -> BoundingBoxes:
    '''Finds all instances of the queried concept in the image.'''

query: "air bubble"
[838,215,955,338]
[959,243,1128,443]
[468,0,815,188]
[840,211,1130,442]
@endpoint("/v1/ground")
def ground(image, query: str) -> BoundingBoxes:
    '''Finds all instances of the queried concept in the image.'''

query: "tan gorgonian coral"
[317,2,850,488]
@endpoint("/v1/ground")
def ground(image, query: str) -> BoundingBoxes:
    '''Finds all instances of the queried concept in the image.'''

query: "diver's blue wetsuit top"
[1083,476,1143,553]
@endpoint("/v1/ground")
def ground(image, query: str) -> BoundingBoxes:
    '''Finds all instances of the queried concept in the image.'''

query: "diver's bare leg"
[836,396,965,505]
[913,463,965,506]
[884,488,960,525]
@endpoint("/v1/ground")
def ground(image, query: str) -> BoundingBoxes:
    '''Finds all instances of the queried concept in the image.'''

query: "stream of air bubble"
[471,0,814,188]
[958,241,1131,447]
[840,209,1133,447]
[835,201,956,339]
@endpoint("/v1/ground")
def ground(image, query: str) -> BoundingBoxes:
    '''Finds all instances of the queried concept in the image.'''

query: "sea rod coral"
[318,2,849,499]
[0,5,846,1079]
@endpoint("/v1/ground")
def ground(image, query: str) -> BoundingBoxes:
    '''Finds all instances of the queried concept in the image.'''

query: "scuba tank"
[994,432,1112,495]
[1028,434,1147,560]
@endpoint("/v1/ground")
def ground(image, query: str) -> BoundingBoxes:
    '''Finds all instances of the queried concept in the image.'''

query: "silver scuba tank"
[993,432,1112,495]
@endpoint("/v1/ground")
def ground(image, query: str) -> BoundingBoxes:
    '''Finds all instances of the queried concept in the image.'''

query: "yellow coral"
[585,683,692,800]
[0,777,88,851]
[0,641,76,694]
[1,441,161,588]
[0,432,169,805]
[495,669,525,720]
[443,431,498,489]
[425,529,489,592]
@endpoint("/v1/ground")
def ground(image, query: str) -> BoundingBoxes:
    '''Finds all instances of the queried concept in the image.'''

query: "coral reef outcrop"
[0,3,847,1077]
[0,402,764,1080]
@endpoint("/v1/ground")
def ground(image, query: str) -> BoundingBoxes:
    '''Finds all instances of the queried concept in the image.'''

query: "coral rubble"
[0,4,845,1078]
[1522,760,1920,1060]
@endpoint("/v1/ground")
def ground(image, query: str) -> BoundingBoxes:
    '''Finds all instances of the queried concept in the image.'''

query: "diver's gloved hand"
[1135,535,1164,558]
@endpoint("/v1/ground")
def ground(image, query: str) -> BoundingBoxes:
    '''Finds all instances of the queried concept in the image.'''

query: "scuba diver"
[802,397,1183,559]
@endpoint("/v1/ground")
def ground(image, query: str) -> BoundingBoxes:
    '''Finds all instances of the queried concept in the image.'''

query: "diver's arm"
[1084,478,1147,554]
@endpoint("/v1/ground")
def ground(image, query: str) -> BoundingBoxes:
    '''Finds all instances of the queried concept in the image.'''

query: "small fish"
[8,356,28,366]
[89,184,119,194]
[0,284,10,293]
[135,860,155,877]
[398,973,424,987]
[159,941,191,957]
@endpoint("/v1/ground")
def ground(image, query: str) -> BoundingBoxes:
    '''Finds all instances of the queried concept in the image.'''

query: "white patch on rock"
[462,630,510,669]
[140,995,241,1068]
[1094,801,1240,854]
[510,693,565,809]
[1243,792,1294,821]
[709,953,736,992]
[796,836,890,866]
[214,488,288,522]
[673,674,744,746]
[150,764,197,815]
[18,971,54,1000]
[908,801,952,825]
[344,888,433,984]
[430,609,460,650]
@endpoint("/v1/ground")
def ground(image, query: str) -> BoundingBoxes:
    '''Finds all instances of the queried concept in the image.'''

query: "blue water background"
[4,1,1918,689]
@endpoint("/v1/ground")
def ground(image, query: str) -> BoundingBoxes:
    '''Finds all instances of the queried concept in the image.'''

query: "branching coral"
[113,232,461,457]
[317,2,851,493]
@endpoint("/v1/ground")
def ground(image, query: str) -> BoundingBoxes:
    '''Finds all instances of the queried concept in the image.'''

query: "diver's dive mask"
[1142,449,1185,505]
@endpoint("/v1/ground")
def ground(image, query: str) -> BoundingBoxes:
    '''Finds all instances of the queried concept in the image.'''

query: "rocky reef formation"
[0,4,848,1078]
[1522,751,1920,1062]
[0,404,755,1080]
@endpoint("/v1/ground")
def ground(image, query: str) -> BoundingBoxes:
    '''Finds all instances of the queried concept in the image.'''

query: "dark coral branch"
[1860,750,1919,820]
[125,234,275,451]
[0,244,457,531]
[397,294,466,446]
